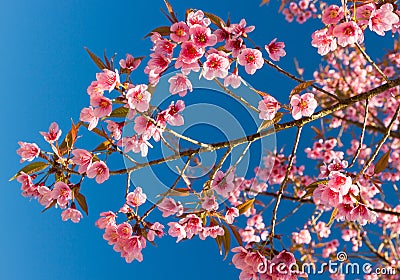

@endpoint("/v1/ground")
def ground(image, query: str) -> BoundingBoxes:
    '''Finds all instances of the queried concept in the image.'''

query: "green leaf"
[109,106,129,118]
[144,26,171,38]
[237,198,255,215]
[75,193,89,216]
[374,150,391,174]
[10,161,50,181]
[84,47,107,70]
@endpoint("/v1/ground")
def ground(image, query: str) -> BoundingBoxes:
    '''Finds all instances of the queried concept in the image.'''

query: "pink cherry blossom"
[147,222,164,242]
[96,69,120,92]
[90,95,113,118]
[199,225,224,240]
[119,54,141,72]
[178,41,204,64]
[225,207,239,224]
[356,4,376,26]
[265,38,286,62]
[258,95,280,120]
[225,38,245,58]
[186,10,211,27]
[327,171,352,197]
[292,228,311,244]
[40,122,62,143]
[202,53,230,80]
[86,161,110,184]
[168,222,187,243]
[37,185,53,207]
[134,116,163,142]
[168,73,193,97]
[117,222,133,239]
[333,21,364,47]
[190,24,217,48]
[105,120,122,141]
[179,214,203,239]
[316,221,331,238]
[16,141,40,163]
[311,28,337,55]
[170,21,190,43]
[158,197,183,217]
[290,92,318,120]
[103,224,119,245]
[321,5,343,25]
[95,211,117,229]
[51,181,72,208]
[71,149,93,174]
[17,172,38,197]
[123,235,146,263]
[126,187,147,207]
[164,100,185,126]
[369,3,399,36]
[126,84,151,112]
[237,48,264,75]
[224,71,246,89]
[350,203,377,225]
[227,19,255,38]
[79,106,99,131]
[87,81,103,97]
[61,208,83,223]
[202,195,219,211]
[212,170,235,197]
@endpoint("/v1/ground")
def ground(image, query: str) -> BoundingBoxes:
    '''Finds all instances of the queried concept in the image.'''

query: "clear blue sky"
[0,0,395,279]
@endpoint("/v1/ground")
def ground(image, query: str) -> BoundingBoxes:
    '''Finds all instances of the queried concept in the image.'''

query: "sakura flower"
[103,224,119,245]
[292,228,311,244]
[190,24,217,48]
[51,181,72,208]
[134,116,163,142]
[316,221,331,238]
[168,222,187,243]
[327,171,352,197]
[186,10,211,27]
[228,19,255,38]
[71,149,93,174]
[265,38,286,61]
[117,222,133,239]
[225,207,239,224]
[356,4,375,26]
[87,81,103,97]
[333,21,364,47]
[158,197,183,217]
[95,211,117,229]
[40,122,62,143]
[290,92,318,120]
[105,120,122,141]
[61,208,83,223]
[168,73,193,97]
[37,185,53,207]
[86,161,110,184]
[179,214,203,239]
[90,95,113,118]
[202,195,219,211]
[258,95,280,120]
[164,100,185,126]
[369,3,399,36]
[175,58,201,75]
[17,172,37,197]
[151,33,176,57]
[237,48,264,75]
[225,38,245,58]
[202,53,230,80]
[212,170,235,197]
[147,222,164,242]
[199,225,224,240]
[322,5,343,25]
[350,204,377,225]
[16,141,40,162]
[96,69,120,92]
[126,84,151,112]
[123,235,146,263]
[126,187,147,207]
[224,71,246,89]
[170,21,190,43]
[119,54,141,72]
[179,41,204,64]
[80,106,99,131]
[311,28,337,55]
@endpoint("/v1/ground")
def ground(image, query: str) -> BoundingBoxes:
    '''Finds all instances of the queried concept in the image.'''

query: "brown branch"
[349,98,369,168]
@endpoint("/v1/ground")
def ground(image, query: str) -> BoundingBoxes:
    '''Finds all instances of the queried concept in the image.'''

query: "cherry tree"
[11,0,400,279]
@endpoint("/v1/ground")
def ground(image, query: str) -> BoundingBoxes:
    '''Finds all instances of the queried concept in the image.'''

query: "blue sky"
[1,0,396,279]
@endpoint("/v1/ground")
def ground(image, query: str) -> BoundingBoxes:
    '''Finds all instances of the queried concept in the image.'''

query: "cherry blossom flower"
[202,195,219,211]
[356,4,376,26]
[158,197,183,217]
[170,21,190,43]
[179,41,204,64]
[71,149,93,174]
[290,92,318,120]
[369,3,399,36]
[321,5,343,25]
[37,185,53,207]
[212,170,235,197]
[202,53,230,80]
[86,161,110,184]
[237,48,264,75]
[179,214,203,239]
[123,235,146,263]
[17,172,37,197]
[168,73,193,97]
[119,54,141,72]
[224,71,246,89]
[126,84,151,112]
[126,187,147,207]
[87,81,103,97]
[95,211,117,229]
[225,38,245,58]
[164,100,185,126]
[117,222,133,239]
[134,116,163,142]
[51,181,72,208]
[199,225,224,240]
[61,208,83,223]
[147,222,164,242]
[265,38,286,61]
[258,95,280,120]
[168,222,187,243]
[311,28,337,55]
[96,69,120,92]
[105,120,122,141]
[225,207,239,224]
[190,24,217,48]
[227,19,255,38]
[186,10,211,27]
[333,21,364,47]
[350,203,377,225]
[292,228,311,244]
[90,96,113,118]
[16,141,40,162]
[80,106,99,131]
[40,122,62,143]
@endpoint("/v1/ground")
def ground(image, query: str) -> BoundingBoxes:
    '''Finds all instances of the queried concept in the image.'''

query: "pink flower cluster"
[72,149,110,184]
[282,0,317,24]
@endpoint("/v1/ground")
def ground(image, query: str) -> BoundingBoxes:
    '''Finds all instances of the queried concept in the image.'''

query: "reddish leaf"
[237,198,255,215]
[93,140,113,152]
[84,47,107,70]
[59,121,81,155]
[327,207,338,226]
[144,26,171,38]
[163,0,178,22]
[222,225,231,260]
[76,193,89,216]
[289,80,315,99]
[374,150,391,174]
[203,12,225,29]
[227,224,243,247]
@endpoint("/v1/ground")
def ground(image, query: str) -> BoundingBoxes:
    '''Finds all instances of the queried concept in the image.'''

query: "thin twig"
[349,98,369,168]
